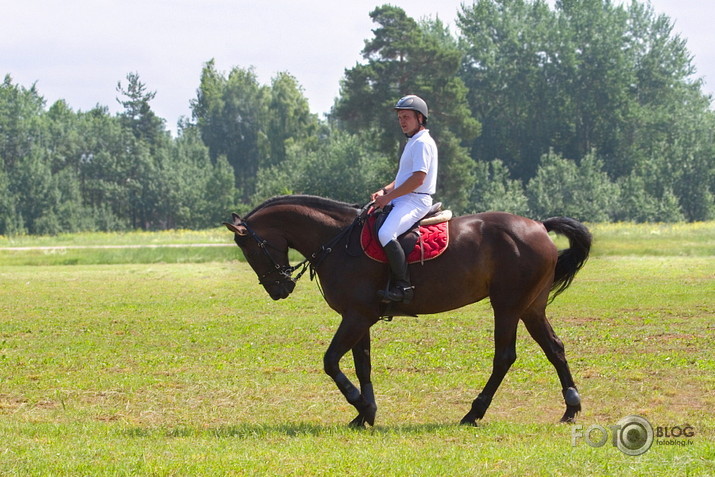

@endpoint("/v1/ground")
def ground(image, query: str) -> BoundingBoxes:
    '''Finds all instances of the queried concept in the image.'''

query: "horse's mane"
[244,195,361,220]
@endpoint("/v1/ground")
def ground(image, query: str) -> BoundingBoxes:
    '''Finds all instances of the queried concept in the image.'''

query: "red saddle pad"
[360,214,449,264]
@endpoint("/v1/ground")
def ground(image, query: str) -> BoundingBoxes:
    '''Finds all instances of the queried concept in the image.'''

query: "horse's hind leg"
[460,310,519,426]
[521,305,582,422]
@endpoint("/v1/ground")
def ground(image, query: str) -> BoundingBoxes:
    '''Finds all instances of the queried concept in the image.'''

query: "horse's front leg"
[348,332,377,427]
[323,314,377,426]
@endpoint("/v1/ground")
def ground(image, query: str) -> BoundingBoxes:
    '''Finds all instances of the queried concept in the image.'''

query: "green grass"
[587,222,715,256]
[0,223,713,475]
[0,228,236,266]
[0,228,229,247]
[2,220,714,266]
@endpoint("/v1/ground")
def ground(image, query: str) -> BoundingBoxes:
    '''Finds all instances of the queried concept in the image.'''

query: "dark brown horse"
[224,195,591,427]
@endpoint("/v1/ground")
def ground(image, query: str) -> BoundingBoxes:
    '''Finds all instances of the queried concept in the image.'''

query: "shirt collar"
[407,128,428,140]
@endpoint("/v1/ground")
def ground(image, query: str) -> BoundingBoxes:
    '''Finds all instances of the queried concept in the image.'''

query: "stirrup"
[378,284,414,304]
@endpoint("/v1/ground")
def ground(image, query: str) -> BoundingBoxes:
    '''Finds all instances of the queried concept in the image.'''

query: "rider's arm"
[373,172,426,209]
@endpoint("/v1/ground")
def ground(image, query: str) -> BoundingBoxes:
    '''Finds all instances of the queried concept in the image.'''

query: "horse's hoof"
[560,404,582,423]
[459,414,479,426]
[361,403,377,426]
[349,414,367,428]
[349,405,376,428]
[350,396,376,427]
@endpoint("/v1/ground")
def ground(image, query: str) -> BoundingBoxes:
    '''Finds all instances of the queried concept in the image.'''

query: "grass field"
[1,223,713,475]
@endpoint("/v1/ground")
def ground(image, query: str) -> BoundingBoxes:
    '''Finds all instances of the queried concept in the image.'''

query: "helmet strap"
[405,124,425,138]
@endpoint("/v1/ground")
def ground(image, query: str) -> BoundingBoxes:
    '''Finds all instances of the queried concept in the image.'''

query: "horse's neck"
[267,206,353,256]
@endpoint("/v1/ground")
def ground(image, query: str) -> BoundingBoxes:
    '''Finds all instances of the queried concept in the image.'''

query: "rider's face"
[397,110,422,136]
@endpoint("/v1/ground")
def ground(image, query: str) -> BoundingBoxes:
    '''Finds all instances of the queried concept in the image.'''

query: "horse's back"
[450,211,556,257]
[444,211,557,286]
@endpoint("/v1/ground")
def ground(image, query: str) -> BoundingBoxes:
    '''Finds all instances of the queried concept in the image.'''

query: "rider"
[371,95,438,304]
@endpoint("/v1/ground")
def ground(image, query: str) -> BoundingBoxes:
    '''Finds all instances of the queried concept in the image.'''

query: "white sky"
[2,0,712,134]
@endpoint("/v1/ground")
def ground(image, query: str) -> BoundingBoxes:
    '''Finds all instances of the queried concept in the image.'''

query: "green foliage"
[457,0,714,219]
[254,129,392,205]
[116,72,167,148]
[265,72,319,167]
[334,5,480,212]
[614,172,685,222]
[0,74,46,170]
[192,62,269,200]
[526,151,620,221]
[0,161,22,234]
[459,0,557,178]
[0,74,233,234]
[192,62,320,202]
[1,1,714,232]
[467,159,529,215]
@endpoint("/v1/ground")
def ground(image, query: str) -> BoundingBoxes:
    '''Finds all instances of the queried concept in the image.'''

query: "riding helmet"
[394,95,428,124]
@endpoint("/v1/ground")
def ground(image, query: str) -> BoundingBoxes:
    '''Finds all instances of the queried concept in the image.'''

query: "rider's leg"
[377,239,414,303]
[376,196,429,303]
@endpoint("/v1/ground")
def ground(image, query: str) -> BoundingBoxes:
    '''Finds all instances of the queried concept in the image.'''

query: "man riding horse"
[225,97,591,427]
[371,95,438,304]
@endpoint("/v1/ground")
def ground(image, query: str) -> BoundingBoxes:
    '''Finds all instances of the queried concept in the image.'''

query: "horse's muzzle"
[266,279,296,300]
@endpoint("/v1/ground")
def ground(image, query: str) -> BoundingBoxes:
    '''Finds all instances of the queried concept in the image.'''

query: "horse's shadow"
[124,421,468,439]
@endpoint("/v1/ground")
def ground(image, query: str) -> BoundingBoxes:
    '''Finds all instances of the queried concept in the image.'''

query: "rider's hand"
[374,192,391,209]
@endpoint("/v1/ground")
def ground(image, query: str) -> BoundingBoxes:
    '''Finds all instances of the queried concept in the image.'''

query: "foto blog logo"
[572,415,654,456]
[571,415,696,456]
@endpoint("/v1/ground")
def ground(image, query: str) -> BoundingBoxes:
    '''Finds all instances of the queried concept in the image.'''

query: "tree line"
[1,0,713,235]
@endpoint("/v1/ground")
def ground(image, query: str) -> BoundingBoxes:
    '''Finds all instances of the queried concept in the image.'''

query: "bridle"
[237,220,311,287]
[235,204,370,289]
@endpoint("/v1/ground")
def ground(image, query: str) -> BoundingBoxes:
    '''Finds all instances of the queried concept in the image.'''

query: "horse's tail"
[542,217,592,301]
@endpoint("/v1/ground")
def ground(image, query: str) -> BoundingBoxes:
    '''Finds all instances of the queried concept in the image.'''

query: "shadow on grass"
[123,421,471,439]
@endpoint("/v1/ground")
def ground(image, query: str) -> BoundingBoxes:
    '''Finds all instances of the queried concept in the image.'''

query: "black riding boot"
[377,240,414,304]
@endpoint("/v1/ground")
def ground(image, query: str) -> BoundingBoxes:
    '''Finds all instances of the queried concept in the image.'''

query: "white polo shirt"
[393,129,438,194]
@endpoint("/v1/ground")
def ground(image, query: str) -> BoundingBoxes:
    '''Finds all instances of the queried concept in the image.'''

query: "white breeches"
[377,193,433,246]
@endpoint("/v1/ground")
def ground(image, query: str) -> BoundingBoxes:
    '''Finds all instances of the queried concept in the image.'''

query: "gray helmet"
[394,95,428,123]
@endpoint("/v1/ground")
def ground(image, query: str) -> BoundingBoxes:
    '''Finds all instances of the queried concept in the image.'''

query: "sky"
[2,0,713,135]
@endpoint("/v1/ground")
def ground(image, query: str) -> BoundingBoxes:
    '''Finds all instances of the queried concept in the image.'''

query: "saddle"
[361,203,452,264]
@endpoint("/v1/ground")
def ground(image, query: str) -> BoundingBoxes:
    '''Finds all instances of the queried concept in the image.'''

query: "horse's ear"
[224,222,248,236]
[224,213,247,236]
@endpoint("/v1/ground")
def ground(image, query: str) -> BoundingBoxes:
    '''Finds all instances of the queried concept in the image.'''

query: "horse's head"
[224,212,296,300]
